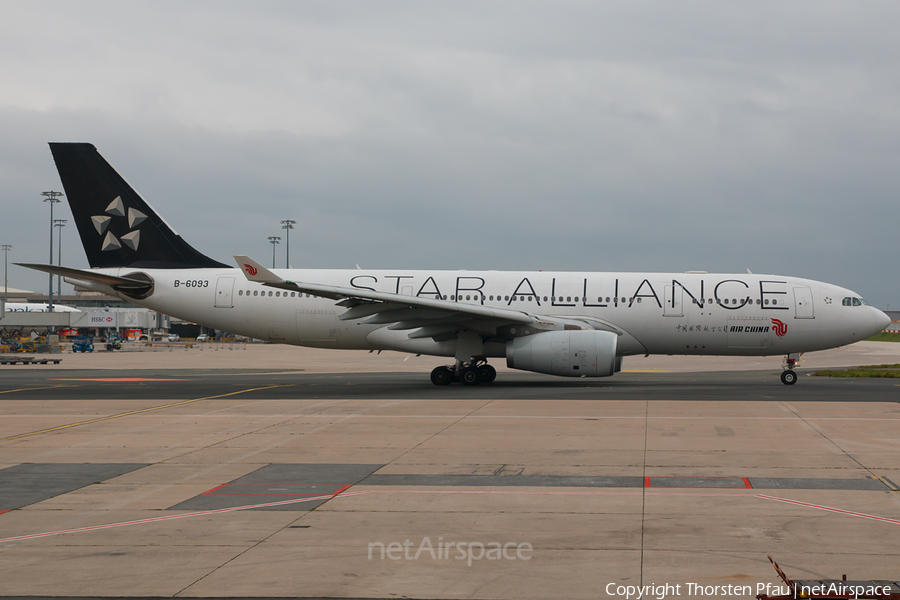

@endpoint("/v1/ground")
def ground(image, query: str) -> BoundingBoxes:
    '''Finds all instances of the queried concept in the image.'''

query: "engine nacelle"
[506,330,619,377]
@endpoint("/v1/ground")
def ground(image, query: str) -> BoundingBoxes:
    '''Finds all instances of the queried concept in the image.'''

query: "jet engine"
[506,330,620,377]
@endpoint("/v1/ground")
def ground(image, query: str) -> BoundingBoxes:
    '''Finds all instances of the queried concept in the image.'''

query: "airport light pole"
[41,191,64,312]
[1,244,11,307]
[280,219,295,269]
[268,236,281,268]
[53,219,67,306]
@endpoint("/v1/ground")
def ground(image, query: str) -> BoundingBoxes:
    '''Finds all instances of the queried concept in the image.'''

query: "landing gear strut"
[780,353,800,385]
[430,359,496,386]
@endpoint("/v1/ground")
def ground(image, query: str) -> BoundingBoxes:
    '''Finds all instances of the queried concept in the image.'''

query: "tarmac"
[1,341,899,599]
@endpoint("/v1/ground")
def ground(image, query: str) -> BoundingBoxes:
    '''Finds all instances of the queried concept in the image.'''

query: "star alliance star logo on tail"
[771,318,788,337]
[92,196,147,252]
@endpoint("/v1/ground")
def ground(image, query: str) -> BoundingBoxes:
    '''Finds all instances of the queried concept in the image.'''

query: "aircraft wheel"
[461,367,480,385]
[430,366,453,386]
[780,370,797,385]
[478,364,496,383]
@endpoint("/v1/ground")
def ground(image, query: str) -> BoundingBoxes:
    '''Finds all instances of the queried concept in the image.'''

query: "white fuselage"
[3,302,81,313]
[87,268,888,359]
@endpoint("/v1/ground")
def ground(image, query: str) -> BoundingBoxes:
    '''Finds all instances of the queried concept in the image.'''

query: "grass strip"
[866,332,900,342]
[813,365,900,378]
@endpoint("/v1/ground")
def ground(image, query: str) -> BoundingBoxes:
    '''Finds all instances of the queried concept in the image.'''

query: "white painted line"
[756,494,900,525]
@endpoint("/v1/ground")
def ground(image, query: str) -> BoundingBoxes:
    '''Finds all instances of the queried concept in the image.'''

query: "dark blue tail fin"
[49,143,228,269]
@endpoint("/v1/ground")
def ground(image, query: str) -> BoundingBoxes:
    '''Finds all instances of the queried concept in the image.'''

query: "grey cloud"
[1,1,898,308]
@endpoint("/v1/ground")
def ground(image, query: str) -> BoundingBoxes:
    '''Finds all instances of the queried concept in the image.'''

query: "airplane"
[3,302,81,313]
[20,143,891,386]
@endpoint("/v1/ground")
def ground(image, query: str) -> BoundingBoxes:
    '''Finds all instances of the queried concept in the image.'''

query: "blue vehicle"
[72,335,94,353]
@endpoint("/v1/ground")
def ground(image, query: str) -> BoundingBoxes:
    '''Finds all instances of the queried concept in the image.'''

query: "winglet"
[234,255,281,283]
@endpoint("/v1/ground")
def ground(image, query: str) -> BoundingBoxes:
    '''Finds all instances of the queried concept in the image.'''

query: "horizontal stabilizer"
[17,263,154,295]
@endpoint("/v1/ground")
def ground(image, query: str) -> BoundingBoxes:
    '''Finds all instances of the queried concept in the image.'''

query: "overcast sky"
[2,1,898,308]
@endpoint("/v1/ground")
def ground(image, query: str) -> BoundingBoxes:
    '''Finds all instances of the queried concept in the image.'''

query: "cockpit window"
[843,297,867,307]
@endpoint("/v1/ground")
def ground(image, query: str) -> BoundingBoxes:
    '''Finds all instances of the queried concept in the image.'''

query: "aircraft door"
[214,277,235,308]
[793,287,815,319]
[664,285,683,316]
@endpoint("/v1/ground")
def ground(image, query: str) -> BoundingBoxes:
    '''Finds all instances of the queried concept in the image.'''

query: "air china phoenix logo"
[771,318,788,337]
[243,264,258,276]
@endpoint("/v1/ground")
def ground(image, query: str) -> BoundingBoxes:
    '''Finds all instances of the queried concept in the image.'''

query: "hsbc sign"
[87,312,118,328]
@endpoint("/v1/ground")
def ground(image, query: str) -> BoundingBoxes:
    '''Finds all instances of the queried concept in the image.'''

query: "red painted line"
[644,476,650,488]
[756,494,900,525]
[216,483,343,487]
[742,477,753,489]
[353,489,753,498]
[0,492,339,544]
[206,493,337,497]
[201,483,229,495]
[0,487,765,545]
[0,510,10,515]
[0,485,359,544]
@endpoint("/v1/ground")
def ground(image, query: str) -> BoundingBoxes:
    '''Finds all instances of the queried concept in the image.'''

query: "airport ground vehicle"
[72,335,94,353]
[105,334,122,351]
[757,556,900,600]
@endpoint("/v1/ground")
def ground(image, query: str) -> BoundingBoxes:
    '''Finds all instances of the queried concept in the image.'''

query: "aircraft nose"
[875,308,892,332]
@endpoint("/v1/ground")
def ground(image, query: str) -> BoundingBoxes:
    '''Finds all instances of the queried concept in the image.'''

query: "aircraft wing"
[234,256,593,341]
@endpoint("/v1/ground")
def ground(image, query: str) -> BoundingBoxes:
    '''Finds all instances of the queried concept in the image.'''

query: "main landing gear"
[780,353,800,385]
[431,359,497,386]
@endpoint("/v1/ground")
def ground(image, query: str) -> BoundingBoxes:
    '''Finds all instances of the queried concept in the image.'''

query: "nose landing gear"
[430,359,496,386]
[780,353,800,385]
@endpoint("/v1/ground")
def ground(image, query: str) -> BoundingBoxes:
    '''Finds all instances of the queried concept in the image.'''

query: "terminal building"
[1,285,170,339]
